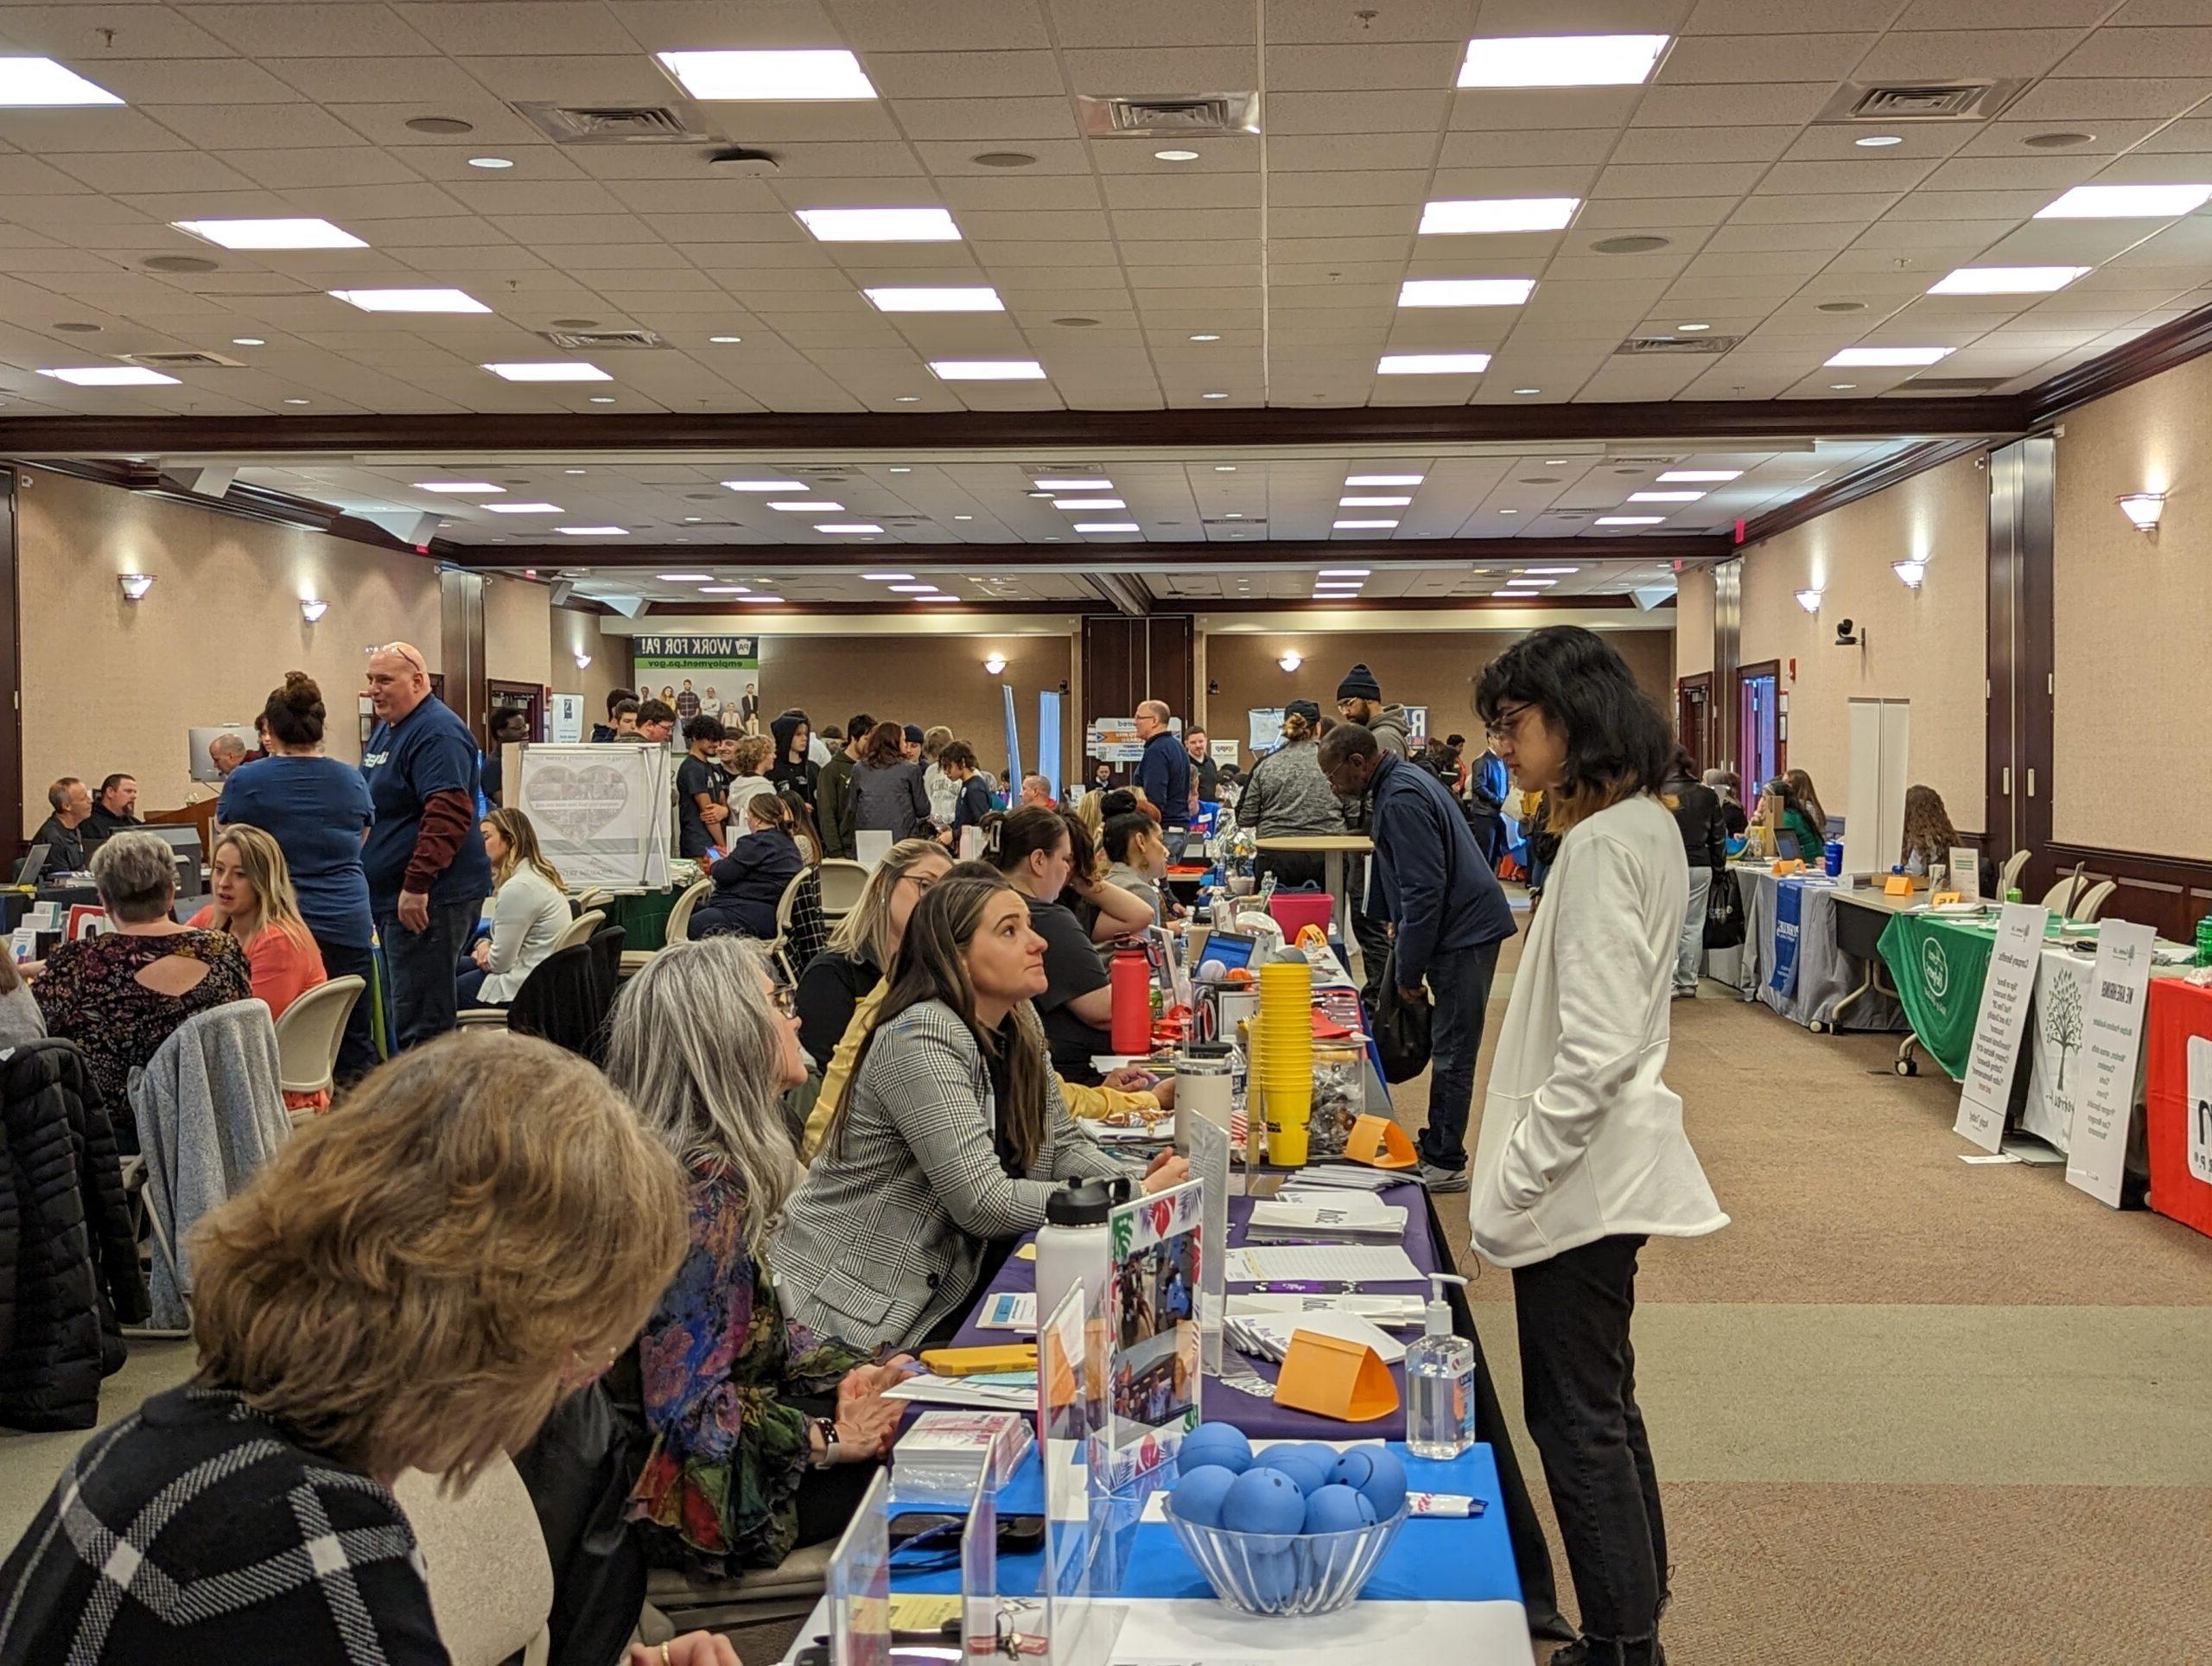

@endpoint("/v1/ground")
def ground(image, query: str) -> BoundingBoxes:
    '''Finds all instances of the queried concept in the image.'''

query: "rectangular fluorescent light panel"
[930,359,1046,380]
[1594,516,1664,526]
[1656,470,1740,483]
[483,361,612,382]
[0,57,123,105]
[1345,474,1424,486]
[816,523,885,533]
[1319,569,1372,577]
[1034,479,1111,490]
[330,288,489,313]
[2036,183,2212,219]
[1927,265,2088,296]
[556,526,628,535]
[38,366,178,386]
[861,572,914,582]
[1525,566,1580,575]
[1052,497,1123,509]
[768,499,843,512]
[696,586,751,595]
[888,583,940,593]
[1074,523,1141,533]
[1459,34,1669,88]
[172,217,365,250]
[724,479,806,492]
[1334,519,1400,530]
[863,286,1003,312]
[486,502,564,513]
[798,207,960,242]
[1339,496,1412,507]
[1377,353,1492,374]
[657,574,715,582]
[1824,346,1954,367]
[1628,490,1704,502]
[1419,197,1580,234]
[656,48,876,101]
[1398,278,1535,308]
[413,481,502,493]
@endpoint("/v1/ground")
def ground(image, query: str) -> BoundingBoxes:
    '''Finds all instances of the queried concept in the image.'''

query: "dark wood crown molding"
[1735,438,1993,550]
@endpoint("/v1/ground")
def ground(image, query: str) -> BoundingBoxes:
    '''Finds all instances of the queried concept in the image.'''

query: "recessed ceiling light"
[894,394,922,403]
[816,523,885,533]
[1377,352,1491,374]
[1034,478,1111,490]
[1658,469,1741,482]
[1457,34,1668,88]
[564,468,586,474]
[1854,134,1904,148]
[1629,490,1704,502]
[41,366,179,387]
[485,502,563,513]
[709,334,742,344]
[0,58,123,105]
[1154,149,1200,162]
[1675,321,1711,332]
[1398,278,1535,308]
[283,397,310,404]
[1418,197,1580,234]
[798,207,960,242]
[414,481,502,494]
[656,48,876,100]
[329,287,490,314]
[1223,512,1244,519]
[930,359,1046,380]
[887,466,912,474]
[1052,497,1124,509]
[1190,332,1222,341]
[1498,508,1519,515]
[1319,569,1371,577]
[1825,346,1952,366]
[1074,523,1141,532]
[914,594,960,601]
[769,499,844,512]
[173,217,365,250]
[2023,131,2094,149]
[972,150,1038,168]
[1202,391,1230,398]
[2036,183,2212,219]
[1346,474,1424,486]
[888,583,940,593]
[483,361,612,381]
[1334,518,1399,530]
[861,572,914,582]
[1928,264,2088,296]
[1830,383,1858,391]
[1527,566,1580,574]
[588,395,615,404]
[231,336,266,347]
[863,285,1004,312]
[953,513,974,520]
[1594,516,1664,525]
[556,526,628,535]
[657,572,715,582]
[724,479,805,492]
[467,156,513,169]
[1543,458,1569,465]
[1507,577,1559,587]
[1340,495,1412,507]
[1513,387,1541,395]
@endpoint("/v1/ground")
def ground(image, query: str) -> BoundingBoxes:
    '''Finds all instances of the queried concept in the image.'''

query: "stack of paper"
[1226,1291,1426,1330]
[976,1290,1038,1332]
[1279,1167,1402,1193]
[893,1410,1034,1504]
[1224,1243,1425,1284]
[884,1372,1039,1412]
[1224,1308,1407,1366]
[1247,1194,1408,1240]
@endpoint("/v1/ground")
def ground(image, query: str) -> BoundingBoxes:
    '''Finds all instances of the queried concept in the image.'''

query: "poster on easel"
[2063,920,2156,1209]
[516,743,671,890]
[1103,1180,1202,1490]
[1955,902,2048,1152]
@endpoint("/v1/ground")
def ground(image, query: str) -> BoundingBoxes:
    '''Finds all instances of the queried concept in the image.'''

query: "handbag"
[1704,868,1746,950]
[1373,948,1433,1084]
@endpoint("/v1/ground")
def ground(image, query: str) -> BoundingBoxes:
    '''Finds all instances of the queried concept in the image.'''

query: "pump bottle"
[1405,1273,1477,1459]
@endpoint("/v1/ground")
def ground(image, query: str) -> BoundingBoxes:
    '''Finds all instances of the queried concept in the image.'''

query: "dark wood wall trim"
[0,469,20,855]
[1738,439,1993,549]
[2024,300,2212,426]
[2045,843,2212,944]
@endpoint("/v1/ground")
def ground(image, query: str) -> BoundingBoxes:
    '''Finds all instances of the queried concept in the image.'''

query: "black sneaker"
[1547,1638,1666,1666]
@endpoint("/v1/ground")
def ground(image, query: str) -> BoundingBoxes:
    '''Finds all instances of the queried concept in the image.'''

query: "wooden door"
[1675,672,1713,768]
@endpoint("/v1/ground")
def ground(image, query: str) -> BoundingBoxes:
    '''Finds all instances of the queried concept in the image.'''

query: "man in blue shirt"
[1133,699,1192,858]
[1320,722,1516,1193]
[361,642,493,1051]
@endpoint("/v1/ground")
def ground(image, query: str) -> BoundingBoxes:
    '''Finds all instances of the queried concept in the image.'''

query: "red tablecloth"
[2145,978,2212,1239]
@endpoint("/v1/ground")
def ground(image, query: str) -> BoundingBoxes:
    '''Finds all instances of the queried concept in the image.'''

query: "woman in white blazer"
[1471,626,1728,1666]
[459,808,572,1008]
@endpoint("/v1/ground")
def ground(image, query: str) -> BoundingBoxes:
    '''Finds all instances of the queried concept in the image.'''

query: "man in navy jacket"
[1321,722,1516,1192]
[1134,699,1192,857]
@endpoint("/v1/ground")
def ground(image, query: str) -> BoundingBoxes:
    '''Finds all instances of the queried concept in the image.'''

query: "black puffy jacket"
[0,1040,148,1431]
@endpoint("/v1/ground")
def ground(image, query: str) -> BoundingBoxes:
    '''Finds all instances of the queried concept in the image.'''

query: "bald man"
[207,733,249,779]
[360,642,492,1049]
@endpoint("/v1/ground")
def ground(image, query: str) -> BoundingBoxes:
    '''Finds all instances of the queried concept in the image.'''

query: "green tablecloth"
[1876,912,1998,1081]
[600,887,681,953]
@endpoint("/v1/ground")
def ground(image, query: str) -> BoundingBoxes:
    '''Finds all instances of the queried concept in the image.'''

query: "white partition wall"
[1842,698,1912,878]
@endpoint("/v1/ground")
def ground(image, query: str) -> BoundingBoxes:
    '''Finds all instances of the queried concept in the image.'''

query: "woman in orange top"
[190,823,329,1108]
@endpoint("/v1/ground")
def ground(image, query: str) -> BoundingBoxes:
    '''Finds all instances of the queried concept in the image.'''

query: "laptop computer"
[11,843,49,886]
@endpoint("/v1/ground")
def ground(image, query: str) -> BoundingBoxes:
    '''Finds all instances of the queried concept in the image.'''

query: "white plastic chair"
[768,868,810,982]
[1999,849,2031,897]
[272,976,365,1106]
[550,907,605,955]
[2040,876,2086,916]
[393,1457,552,1666]
[816,858,870,921]
[460,912,602,1027]
[622,878,714,976]
[2069,879,2116,923]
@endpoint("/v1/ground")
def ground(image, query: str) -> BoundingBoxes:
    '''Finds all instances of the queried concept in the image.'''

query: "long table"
[2145,978,2212,1237]
[1727,868,1906,1033]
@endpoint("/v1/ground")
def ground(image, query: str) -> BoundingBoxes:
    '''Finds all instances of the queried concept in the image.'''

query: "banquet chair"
[767,868,809,982]
[571,887,613,916]
[393,1457,552,1666]
[550,908,606,955]
[815,858,870,922]
[621,876,713,977]
[271,976,365,1112]
[456,944,607,1058]
[2069,880,2117,924]
[2040,875,2088,917]
[583,922,626,1061]
[1999,849,2031,897]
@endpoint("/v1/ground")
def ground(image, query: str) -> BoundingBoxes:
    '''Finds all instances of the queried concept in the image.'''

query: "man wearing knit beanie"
[1336,664,1411,760]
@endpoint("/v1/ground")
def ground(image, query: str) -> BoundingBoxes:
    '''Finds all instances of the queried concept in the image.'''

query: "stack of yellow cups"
[1257,949,1314,1166]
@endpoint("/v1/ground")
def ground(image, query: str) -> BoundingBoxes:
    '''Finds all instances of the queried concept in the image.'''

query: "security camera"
[1834,619,1864,647]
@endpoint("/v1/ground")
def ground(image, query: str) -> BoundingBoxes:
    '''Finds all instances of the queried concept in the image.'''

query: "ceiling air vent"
[1076,92,1261,138]
[1615,334,1742,355]
[119,349,243,369]
[1816,79,2026,124]
[537,327,666,350]
[512,100,721,145]
[1884,376,2006,395]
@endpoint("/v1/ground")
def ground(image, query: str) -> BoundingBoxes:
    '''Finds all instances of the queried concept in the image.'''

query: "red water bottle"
[1109,939,1152,1055]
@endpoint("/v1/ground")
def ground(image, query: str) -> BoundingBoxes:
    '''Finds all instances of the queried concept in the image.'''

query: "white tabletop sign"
[1955,902,2050,1152]
[2063,921,2158,1208]
[2188,1035,2212,1187]
[1949,846,1981,906]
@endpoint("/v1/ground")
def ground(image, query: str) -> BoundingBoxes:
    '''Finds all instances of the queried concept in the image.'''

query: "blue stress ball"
[1220,1467,1306,1537]
[1179,1423,1254,1476]
[1259,1449,1332,1497]
[1170,1464,1239,1529]
[1279,1441,1343,1476]
[1302,1483,1378,1535]
[1327,1447,1380,1494]
[1351,1446,1407,1520]
[1245,1547,1298,1607]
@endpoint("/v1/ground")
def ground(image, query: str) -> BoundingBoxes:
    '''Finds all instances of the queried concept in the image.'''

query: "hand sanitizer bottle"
[1405,1273,1477,1459]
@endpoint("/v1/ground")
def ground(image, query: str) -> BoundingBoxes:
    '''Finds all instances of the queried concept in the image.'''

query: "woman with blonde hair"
[459,806,569,1008]
[608,938,906,1572]
[723,732,779,830]
[190,823,327,1025]
[0,1032,741,1666]
[796,837,955,1065]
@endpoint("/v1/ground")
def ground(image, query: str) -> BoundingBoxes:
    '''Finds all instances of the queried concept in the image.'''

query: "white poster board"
[854,830,892,870]
[2022,951,2090,1152]
[1209,738,1240,768]
[1841,697,1910,878]
[1248,708,1284,754]
[2063,921,2157,1209]
[2189,1036,2212,1186]
[550,693,586,744]
[1086,719,1142,764]
[1949,845,1981,904]
[1954,902,2048,1152]
[515,743,671,890]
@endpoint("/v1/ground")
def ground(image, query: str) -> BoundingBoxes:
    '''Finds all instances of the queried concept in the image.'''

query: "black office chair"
[583,923,627,1062]
[488,944,605,1059]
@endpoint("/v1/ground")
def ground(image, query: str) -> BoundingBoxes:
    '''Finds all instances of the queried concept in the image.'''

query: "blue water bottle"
[1824,838,1844,878]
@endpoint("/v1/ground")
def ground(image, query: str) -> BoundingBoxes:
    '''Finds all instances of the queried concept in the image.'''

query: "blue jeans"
[375,897,485,1053]
[1419,938,1502,1171]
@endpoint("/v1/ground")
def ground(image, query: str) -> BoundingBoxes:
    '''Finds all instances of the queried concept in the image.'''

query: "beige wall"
[2049,350,2212,859]
[1676,567,1714,677]
[1199,625,1677,769]
[16,467,441,811]
[1735,451,1988,830]
[550,605,629,727]
[483,573,550,692]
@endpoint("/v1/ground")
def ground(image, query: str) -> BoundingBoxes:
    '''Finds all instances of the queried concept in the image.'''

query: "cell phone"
[887,1511,1046,1554]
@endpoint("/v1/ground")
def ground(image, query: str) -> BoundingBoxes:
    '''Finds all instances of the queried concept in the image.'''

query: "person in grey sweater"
[849,721,931,844]
[775,870,1187,1351]
[1235,703,1347,889]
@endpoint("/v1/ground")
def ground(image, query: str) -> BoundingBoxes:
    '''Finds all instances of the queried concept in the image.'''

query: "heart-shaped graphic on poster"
[530,764,632,843]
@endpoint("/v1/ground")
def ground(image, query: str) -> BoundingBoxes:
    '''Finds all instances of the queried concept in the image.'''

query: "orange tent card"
[1273,1330,1400,1423]
[1885,874,1917,897]
[1347,1113,1418,1170]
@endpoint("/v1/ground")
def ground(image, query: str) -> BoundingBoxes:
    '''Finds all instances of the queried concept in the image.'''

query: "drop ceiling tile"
[1858,27,2087,79]
[221,147,429,190]
[2003,75,2212,120]
[190,3,441,56]
[1881,188,2056,220]
[1918,154,2110,191]
[1595,162,1765,198]
[2088,149,2212,184]
[457,53,720,105]
[1267,132,1447,172]
[1266,170,1429,207]
[48,150,264,194]
[1705,221,1862,253]
[896,97,1081,141]
[1450,87,1643,130]
[1265,42,1462,92]
[1576,196,1742,228]
[88,55,334,103]
[1631,81,1834,125]
[1435,130,1620,169]
[866,49,1066,99]
[0,109,190,153]
[1752,158,1937,196]
[1659,31,1878,82]
[1609,125,1801,164]
[946,175,1110,210]
[1270,90,1452,133]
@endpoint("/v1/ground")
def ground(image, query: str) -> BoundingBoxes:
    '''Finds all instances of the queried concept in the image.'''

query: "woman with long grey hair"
[605,937,909,1574]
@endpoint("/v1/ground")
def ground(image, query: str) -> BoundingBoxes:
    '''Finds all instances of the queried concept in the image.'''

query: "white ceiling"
[0,0,2209,428]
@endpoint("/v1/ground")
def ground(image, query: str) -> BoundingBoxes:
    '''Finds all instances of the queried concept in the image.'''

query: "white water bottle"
[1033,1175,1134,1332]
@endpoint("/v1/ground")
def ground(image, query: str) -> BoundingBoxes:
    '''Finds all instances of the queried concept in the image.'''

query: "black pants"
[1255,850,1325,891]
[311,935,379,1084]
[1511,1234,1667,1644]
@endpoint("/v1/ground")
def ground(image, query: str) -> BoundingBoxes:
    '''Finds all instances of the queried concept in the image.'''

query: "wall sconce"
[1795,588,1822,614]
[2117,491,2165,535]
[983,652,1007,675]
[299,598,328,622]
[1891,560,1926,589]
[574,652,592,670]
[118,573,155,601]
[1278,651,1303,672]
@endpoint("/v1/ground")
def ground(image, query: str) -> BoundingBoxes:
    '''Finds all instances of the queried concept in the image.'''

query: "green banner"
[632,633,760,672]
[1878,912,1997,1082]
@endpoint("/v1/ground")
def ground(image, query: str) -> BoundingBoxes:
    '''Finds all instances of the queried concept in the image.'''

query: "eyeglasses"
[1483,703,1535,742]
[768,983,798,1018]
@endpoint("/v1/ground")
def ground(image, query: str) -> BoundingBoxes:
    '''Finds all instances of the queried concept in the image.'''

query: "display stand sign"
[1037,1282,1121,1666]
[827,1468,893,1666]
[2023,951,2092,1153]
[1247,708,1285,754]
[1949,845,1981,906]
[2063,920,2157,1208]
[1085,719,1142,765]
[1209,738,1240,768]
[962,1424,1043,1662]
[1955,902,2050,1152]
[2188,1036,2212,1186]
[515,743,671,890]
[550,693,585,744]
[1103,1180,1202,1490]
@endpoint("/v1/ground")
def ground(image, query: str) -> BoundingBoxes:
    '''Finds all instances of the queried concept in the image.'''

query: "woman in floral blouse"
[605,936,910,1572]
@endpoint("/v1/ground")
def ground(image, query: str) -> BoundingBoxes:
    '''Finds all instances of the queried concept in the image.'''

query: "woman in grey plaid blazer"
[774,871,1187,1352]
